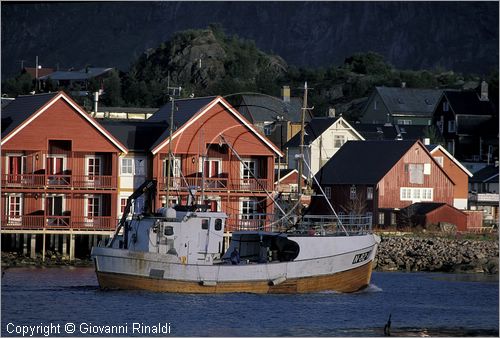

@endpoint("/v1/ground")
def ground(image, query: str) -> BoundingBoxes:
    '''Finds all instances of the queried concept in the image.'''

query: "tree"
[2,73,34,96]
[344,52,392,76]
[422,125,444,145]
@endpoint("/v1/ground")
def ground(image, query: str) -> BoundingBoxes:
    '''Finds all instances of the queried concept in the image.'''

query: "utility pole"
[35,56,39,92]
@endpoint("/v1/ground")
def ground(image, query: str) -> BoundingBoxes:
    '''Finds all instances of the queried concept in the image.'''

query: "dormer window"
[443,101,449,112]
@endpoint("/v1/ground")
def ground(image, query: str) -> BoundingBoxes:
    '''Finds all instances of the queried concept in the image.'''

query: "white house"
[284,116,364,180]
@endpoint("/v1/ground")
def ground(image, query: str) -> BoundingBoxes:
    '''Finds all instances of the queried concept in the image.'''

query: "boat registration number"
[352,250,371,264]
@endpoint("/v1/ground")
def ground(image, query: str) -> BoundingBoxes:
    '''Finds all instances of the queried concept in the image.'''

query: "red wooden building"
[1,92,127,232]
[148,96,283,231]
[310,140,455,227]
[398,202,468,232]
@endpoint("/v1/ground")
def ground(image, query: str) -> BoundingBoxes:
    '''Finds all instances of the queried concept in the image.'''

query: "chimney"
[93,91,99,114]
[328,107,336,117]
[282,85,290,103]
[423,138,430,145]
[401,82,406,88]
[480,80,489,101]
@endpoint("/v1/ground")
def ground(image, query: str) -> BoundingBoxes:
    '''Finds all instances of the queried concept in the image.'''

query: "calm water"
[1,267,498,337]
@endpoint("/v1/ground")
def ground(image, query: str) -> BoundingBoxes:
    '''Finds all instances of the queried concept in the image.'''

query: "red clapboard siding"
[378,143,454,209]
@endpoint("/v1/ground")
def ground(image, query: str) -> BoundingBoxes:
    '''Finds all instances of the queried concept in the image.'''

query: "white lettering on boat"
[352,250,371,264]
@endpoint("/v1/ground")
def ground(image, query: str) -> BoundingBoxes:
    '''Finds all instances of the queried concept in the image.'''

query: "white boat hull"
[92,234,379,293]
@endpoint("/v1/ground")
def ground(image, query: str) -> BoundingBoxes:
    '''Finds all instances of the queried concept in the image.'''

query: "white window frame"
[85,194,102,227]
[397,119,412,125]
[6,153,27,175]
[433,156,444,167]
[45,194,66,215]
[400,187,433,202]
[161,195,179,208]
[289,184,298,193]
[6,194,23,223]
[334,135,346,148]
[121,158,133,175]
[241,159,258,180]
[85,195,102,218]
[367,187,374,200]
[199,157,221,177]
[47,154,67,175]
[85,155,103,181]
[119,197,128,216]
[350,185,357,200]
[378,212,385,225]
[202,197,221,212]
[240,198,258,219]
[164,156,182,177]
[135,158,146,176]
[423,163,431,175]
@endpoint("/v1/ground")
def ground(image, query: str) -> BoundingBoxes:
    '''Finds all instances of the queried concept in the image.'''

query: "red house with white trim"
[1,91,127,231]
[148,96,283,231]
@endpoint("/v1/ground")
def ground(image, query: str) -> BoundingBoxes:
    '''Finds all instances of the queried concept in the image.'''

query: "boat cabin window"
[164,226,174,236]
[201,219,209,230]
[215,219,222,231]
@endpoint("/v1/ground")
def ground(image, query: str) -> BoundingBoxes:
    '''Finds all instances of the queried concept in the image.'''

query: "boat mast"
[297,82,308,196]
[165,75,181,208]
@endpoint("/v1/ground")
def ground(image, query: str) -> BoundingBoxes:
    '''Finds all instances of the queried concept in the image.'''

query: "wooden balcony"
[1,215,116,231]
[158,176,271,193]
[1,174,117,190]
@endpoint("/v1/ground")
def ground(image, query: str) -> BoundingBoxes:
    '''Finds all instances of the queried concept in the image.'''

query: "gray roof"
[314,140,417,185]
[1,98,15,109]
[1,92,58,139]
[39,67,113,81]
[375,86,442,116]
[444,90,497,116]
[354,123,427,141]
[148,96,216,125]
[401,202,448,215]
[285,117,340,148]
[470,165,499,183]
[148,96,216,150]
[237,95,305,124]
[99,120,166,152]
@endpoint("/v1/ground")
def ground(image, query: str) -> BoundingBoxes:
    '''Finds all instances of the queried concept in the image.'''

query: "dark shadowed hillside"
[1,2,498,79]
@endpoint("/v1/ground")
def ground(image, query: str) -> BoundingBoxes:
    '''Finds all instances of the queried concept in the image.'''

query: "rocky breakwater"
[1,251,92,268]
[375,236,499,274]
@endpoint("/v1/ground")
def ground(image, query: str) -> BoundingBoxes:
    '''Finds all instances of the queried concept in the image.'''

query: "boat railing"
[299,214,373,236]
[226,213,372,235]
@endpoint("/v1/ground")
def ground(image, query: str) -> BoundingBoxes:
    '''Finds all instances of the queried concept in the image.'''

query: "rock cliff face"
[375,236,499,274]
[1,2,498,79]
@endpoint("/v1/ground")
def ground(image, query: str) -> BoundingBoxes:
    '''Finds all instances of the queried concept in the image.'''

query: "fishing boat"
[92,84,379,293]
[92,202,379,294]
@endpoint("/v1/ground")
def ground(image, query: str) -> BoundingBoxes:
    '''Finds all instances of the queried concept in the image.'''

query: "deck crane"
[107,179,157,248]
